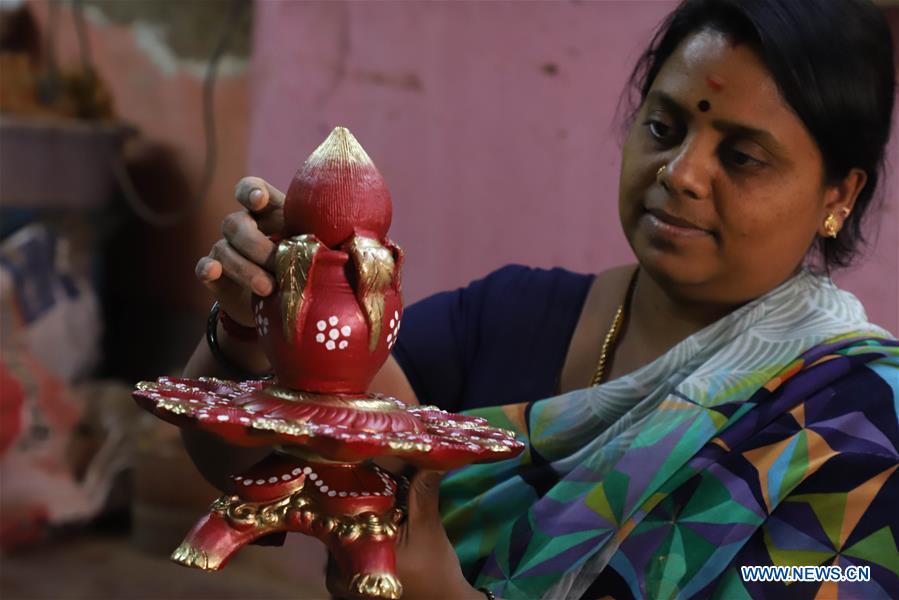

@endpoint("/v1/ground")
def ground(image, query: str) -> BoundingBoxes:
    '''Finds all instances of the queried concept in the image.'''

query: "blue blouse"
[392,265,595,412]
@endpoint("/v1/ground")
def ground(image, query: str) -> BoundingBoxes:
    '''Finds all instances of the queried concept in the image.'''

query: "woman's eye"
[721,145,766,170]
[645,119,675,142]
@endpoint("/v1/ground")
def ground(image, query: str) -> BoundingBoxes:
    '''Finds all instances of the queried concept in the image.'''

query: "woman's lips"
[643,208,712,238]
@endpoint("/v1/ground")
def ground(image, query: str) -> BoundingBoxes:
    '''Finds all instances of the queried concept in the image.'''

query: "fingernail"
[252,275,272,296]
[248,188,264,208]
[196,259,212,281]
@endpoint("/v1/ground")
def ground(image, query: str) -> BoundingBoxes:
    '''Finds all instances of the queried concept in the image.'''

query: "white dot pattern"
[253,302,270,336]
[314,316,352,351]
[229,462,399,498]
[386,310,401,349]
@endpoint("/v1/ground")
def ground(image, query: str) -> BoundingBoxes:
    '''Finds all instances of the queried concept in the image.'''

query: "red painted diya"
[133,127,524,599]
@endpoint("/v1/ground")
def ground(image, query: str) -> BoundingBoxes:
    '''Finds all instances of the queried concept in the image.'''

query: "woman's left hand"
[394,470,483,599]
[327,470,483,600]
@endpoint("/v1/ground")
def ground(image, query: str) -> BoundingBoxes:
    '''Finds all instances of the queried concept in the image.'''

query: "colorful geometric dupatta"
[440,270,898,599]
[576,337,898,599]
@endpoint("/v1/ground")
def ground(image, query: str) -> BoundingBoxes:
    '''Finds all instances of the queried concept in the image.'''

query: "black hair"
[627,0,896,271]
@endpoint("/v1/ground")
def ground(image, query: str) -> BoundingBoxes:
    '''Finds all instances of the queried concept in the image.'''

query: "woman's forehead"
[652,30,783,117]
[648,30,816,153]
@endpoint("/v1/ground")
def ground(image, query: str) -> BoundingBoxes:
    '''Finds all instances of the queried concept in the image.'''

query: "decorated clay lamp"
[133,127,524,599]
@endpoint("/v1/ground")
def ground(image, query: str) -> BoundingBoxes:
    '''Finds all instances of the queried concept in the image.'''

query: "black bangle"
[207,301,263,380]
[477,588,496,600]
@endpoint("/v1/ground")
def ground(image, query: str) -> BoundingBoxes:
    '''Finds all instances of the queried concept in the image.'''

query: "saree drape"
[441,270,898,598]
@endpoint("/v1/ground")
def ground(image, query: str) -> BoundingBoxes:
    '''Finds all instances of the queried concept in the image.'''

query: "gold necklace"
[589,269,639,386]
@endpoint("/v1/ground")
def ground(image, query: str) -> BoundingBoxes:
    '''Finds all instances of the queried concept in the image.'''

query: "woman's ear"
[819,167,866,236]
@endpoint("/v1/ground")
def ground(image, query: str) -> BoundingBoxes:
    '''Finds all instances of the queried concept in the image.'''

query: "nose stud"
[656,164,667,185]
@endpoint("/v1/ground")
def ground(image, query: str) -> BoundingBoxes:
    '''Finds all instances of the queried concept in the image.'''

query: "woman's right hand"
[180,177,290,489]
[195,176,286,326]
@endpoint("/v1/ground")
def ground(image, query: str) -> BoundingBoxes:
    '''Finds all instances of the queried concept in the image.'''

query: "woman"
[184,0,898,597]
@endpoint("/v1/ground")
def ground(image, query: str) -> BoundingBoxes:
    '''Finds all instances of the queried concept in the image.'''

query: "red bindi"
[705,75,724,91]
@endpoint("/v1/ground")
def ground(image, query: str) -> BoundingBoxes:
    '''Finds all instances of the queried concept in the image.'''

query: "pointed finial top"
[305,126,376,170]
[283,126,392,246]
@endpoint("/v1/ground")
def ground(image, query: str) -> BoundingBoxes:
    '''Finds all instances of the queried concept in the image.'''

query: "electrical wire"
[69,0,250,227]
[38,0,62,104]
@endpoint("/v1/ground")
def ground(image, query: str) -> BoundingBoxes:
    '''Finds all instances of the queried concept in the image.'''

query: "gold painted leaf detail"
[275,235,322,345]
[347,236,395,352]
[386,238,405,295]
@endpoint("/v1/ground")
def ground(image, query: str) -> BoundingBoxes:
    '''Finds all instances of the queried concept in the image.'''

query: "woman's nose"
[662,137,714,201]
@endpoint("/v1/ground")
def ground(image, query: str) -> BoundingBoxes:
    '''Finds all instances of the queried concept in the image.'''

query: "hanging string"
[69,0,250,227]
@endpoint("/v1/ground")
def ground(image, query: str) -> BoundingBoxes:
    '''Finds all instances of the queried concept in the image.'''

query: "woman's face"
[619,29,857,305]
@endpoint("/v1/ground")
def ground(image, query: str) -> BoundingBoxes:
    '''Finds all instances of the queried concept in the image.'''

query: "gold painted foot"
[349,572,403,600]
[171,541,215,570]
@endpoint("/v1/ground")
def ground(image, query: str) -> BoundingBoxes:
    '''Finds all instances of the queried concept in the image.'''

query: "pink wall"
[248,1,898,334]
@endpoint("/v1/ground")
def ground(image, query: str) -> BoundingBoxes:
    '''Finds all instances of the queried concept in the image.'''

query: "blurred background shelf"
[0,116,134,209]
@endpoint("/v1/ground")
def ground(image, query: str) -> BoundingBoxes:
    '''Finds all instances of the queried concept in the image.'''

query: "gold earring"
[823,213,839,238]
[656,164,667,184]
